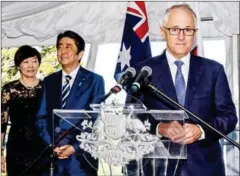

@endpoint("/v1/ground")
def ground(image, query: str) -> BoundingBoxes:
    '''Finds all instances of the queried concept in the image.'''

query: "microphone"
[130,66,152,93]
[111,67,136,93]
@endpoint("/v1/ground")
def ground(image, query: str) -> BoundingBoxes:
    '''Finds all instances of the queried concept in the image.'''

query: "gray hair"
[163,4,197,27]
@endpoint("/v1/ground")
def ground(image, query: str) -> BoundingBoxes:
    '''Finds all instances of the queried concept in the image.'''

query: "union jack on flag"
[114,1,152,80]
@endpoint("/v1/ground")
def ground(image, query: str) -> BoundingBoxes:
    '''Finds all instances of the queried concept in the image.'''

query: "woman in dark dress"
[1,45,44,176]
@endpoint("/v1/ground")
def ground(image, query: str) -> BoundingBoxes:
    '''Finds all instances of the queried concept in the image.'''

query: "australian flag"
[114,1,152,80]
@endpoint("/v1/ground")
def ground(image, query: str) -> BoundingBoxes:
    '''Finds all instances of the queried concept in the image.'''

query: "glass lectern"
[53,103,188,176]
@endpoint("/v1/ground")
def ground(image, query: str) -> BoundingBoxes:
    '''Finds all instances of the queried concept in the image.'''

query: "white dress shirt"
[62,65,80,90]
[166,50,190,86]
[156,50,205,140]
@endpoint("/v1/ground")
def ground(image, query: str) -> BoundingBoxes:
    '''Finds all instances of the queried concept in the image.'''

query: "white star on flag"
[118,43,131,70]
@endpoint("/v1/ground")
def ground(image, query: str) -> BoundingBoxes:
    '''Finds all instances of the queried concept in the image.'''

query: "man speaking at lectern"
[36,30,105,176]
[131,4,237,176]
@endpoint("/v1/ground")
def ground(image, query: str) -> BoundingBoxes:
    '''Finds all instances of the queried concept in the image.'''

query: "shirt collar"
[62,65,80,80]
[166,50,190,67]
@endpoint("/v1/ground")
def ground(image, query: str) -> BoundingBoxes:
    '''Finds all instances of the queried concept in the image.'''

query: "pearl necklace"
[19,78,39,89]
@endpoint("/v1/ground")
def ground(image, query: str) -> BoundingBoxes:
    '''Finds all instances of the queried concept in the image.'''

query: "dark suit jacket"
[130,52,237,176]
[35,67,105,175]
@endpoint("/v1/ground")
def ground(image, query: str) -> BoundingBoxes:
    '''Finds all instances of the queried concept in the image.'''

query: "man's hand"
[1,155,6,173]
[183,123,202,144]
[54,145,75,159]
[158,121,185,143]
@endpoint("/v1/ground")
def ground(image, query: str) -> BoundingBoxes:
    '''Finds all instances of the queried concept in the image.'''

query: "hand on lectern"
[158,121,185,144]
[183,123,202,144]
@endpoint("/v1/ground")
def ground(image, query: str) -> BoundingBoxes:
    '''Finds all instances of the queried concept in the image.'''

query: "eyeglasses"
[163,26,197,36]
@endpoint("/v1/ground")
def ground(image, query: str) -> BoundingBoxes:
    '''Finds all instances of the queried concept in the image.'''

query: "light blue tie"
[174,60,186,106]
[62,75,72,108]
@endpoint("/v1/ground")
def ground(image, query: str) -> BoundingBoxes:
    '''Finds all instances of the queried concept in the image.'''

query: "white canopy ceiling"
[1,1,239,47]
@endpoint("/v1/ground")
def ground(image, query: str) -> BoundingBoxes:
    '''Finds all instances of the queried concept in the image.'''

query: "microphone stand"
[144,82,240,149]
[20,88,119,176]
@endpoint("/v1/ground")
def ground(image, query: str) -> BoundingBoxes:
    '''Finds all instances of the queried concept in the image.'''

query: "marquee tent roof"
[1,1,239,47]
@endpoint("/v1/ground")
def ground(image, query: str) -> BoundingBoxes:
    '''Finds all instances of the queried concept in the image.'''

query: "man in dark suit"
[36,30,105,176]
[130,4,237,176]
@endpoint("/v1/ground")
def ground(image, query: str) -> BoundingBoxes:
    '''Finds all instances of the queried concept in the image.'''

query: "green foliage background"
[1,46,61,87]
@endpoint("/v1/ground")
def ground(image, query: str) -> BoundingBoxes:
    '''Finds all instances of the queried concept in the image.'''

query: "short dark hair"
[56,30,85,54]
[14,45,41,67]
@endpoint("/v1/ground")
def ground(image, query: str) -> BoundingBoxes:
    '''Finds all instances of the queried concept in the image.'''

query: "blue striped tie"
[174,60,186,106]
[62,75,72,108]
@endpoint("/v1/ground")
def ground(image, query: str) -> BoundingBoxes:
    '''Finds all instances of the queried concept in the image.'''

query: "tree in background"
[1,47,18,86]
[38,46,61,78]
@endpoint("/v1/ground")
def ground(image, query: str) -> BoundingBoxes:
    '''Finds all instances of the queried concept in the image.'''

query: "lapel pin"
[78,82,82,87]
[78,77,87,87]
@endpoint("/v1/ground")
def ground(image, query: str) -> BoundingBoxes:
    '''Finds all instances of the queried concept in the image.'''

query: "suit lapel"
[156,54,178,103]
[54,71,62,109]
[185,55,205,108]
[65,67,90,109]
